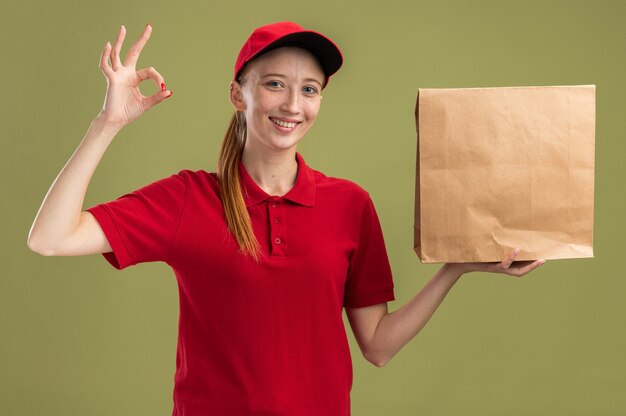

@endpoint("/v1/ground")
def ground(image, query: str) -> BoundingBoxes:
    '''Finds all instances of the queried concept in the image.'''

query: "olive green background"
[3,0,625,414]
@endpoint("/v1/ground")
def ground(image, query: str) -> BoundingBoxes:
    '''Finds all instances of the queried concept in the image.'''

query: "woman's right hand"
[97,24,172,129]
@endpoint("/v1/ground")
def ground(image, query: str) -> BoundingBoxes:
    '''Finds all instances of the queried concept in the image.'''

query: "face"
[229,47,325,154]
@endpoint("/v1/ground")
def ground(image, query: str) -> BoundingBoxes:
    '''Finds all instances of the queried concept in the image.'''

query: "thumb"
[500,247,520,269]
[145,89,173,110]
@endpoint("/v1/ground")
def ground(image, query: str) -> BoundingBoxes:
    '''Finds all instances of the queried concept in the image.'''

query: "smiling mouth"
[270,117,300,128]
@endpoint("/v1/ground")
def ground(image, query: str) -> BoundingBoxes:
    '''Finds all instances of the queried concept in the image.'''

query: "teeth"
[271,117,297,128]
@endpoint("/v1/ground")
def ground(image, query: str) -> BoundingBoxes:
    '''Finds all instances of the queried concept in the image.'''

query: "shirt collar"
[238,151,316,208]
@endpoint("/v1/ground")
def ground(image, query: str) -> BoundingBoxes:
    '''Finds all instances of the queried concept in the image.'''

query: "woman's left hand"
[447,248,545,277]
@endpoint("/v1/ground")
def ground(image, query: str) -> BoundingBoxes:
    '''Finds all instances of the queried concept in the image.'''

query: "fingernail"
[513,248,520,255]
[161,83,166,91]
[539,259,546,265]
[166,91,173,98]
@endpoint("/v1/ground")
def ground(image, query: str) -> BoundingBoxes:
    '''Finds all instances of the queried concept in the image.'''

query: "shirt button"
[270,202,277,208]
[273,218,280,224]
[274,237,282,245]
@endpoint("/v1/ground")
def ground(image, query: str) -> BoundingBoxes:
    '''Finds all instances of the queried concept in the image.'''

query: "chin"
[268,139,303,151]
[265,132,307,150]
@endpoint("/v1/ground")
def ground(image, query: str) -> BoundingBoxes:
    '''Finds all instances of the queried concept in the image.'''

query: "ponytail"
[216,111,262,262]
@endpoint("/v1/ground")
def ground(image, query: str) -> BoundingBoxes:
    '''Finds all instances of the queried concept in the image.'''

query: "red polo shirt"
[85,151,395,415]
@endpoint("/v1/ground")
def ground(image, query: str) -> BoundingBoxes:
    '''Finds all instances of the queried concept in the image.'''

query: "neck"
[241,145,299,197]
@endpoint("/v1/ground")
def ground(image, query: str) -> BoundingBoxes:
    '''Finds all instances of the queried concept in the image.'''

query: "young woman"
[27,21,545,416]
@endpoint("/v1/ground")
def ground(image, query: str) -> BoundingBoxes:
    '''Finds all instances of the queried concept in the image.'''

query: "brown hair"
[216,99,262,261]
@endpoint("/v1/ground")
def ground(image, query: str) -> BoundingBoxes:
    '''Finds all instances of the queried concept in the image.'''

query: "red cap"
[233,21,343,89]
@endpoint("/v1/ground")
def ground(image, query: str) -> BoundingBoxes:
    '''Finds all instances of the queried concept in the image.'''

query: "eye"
[303,86,319,95]
[266,80,284,88]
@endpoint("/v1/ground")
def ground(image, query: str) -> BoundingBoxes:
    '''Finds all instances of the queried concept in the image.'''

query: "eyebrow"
[261,73,323,87]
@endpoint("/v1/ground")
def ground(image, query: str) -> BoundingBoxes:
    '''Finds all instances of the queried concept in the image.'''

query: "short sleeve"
[344,196,395,308]
[85,171,187,270]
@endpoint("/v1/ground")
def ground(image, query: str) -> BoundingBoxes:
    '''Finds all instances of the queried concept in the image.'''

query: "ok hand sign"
[97,24,172,130]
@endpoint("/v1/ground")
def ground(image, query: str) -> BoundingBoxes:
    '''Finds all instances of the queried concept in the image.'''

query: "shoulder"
[142,169,220,204]
[310,167,372,205]
[175,168,220,190]
[174,168,208,181]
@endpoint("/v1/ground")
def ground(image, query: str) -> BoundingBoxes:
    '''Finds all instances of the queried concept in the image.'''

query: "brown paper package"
[414,85,595,263]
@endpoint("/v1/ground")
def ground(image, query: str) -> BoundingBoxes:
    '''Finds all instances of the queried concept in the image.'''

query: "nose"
[280,88,300,114]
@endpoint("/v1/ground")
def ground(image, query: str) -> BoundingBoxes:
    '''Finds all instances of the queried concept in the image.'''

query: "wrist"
[441,263,467,279]
[93,114,125,133]
[88,116,123,141]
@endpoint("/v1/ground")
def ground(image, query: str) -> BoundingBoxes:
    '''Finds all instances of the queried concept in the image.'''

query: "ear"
[229,81,246,112]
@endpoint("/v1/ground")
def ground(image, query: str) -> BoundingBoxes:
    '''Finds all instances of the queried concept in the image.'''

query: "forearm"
[27,116,121,254]
[370,264,464,366]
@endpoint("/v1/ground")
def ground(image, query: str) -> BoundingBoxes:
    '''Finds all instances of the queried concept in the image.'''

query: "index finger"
[123,23,153,68]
